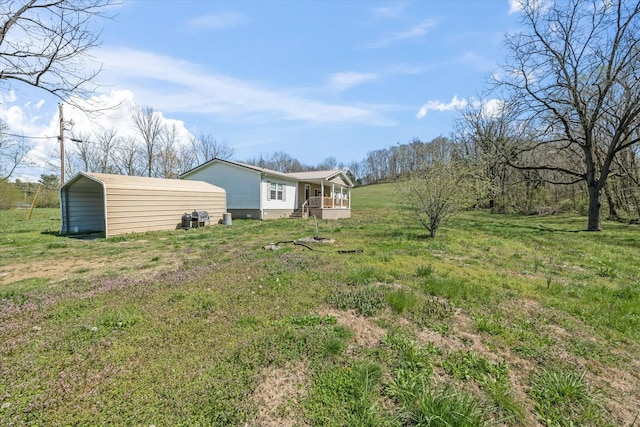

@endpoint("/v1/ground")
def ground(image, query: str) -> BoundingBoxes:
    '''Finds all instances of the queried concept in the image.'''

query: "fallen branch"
[263,240,319,251]
[263,239,360,253]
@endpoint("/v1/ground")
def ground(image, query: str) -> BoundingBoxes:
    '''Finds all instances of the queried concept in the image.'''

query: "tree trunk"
[603,184,619,220]
[430,217,438,238]
[587,183,602,231]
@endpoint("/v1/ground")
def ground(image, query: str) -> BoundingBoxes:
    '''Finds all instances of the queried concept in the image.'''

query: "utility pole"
[58,103,65,185]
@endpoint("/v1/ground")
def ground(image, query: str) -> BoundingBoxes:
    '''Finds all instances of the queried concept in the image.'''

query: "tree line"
[58,106,235,180]
[2,0,640,231]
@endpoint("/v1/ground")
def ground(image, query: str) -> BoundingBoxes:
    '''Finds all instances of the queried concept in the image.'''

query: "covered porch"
[298,180,351,219]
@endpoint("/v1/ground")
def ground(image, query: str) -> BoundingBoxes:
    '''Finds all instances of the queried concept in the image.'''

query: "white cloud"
[1,89,195,179]
[0,95,61,178]
[62,90,193,148]
[96,46,387,125]
[64,90,136,134]
[1,44,394,181]
[508,0,553,15]
[328,72,378,92]
[483,98,506,118]
[371,3,409,18]
[0,95,52,139]
[508,0,523,14]
[416,95,466,118]
[452,96,508,121]
[365,19,438,49]
[186,12,246,31]
[3,90,17,103]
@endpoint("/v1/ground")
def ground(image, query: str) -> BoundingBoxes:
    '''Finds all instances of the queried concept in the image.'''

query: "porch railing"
[308,196,349,209]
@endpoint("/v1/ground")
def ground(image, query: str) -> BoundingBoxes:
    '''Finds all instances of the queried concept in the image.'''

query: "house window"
[270,182,284,201]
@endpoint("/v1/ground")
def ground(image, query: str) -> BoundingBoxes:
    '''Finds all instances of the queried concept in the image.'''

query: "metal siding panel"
[104,188,226,236]
[61,173,226,237]
[182,162,260,209]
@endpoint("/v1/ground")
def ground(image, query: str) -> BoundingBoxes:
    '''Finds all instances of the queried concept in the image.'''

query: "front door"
[305,184,310,201]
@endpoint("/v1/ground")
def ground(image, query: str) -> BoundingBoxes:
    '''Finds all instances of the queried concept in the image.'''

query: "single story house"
[60,172,226,237]
[179,158,353,220]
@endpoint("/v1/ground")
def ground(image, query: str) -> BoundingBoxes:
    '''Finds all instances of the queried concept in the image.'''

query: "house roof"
[63,172,225,193]
[289,170,350,183]
[180,158,354,187]
[180,158,294,181]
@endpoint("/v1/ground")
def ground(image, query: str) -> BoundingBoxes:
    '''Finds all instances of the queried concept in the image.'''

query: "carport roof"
[63,172,225,193]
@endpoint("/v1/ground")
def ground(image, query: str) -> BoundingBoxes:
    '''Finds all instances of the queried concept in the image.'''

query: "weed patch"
[528,367,607,426]
[415,264,434,278]
[97,305,143,329]
[388,375,488,427]
[386,288,418,314]
[305,361,389,426]
[346,266,381,286]
[326,285,389,317]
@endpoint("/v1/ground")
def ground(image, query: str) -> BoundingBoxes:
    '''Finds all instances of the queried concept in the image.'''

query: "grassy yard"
[1,183,638,426]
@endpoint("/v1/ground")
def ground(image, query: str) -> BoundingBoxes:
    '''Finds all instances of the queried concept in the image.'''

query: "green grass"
[529,367,607,426]
[0,185,638,425]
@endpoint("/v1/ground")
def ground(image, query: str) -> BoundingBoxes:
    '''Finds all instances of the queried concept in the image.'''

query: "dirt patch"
[251,362,309,427]
[589,359,640,426]
[0,249,185,284]
[0,259,102,283]
[416,306,542,425]
[320,308,386,349]
[416,308,492,356]
[248,307,389,426]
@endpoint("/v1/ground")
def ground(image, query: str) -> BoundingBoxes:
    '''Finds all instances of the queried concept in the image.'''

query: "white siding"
[330,175,347,186]
[184,162,260,209]
[262,178,297,210]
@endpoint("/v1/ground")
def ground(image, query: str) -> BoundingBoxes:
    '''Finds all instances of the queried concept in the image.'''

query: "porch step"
[289,209,303,219]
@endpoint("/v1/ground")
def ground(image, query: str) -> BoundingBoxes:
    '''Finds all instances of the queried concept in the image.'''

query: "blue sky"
[1,0,522,180]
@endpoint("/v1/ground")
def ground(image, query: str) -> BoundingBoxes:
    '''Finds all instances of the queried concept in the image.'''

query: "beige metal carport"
[60,173,226,237]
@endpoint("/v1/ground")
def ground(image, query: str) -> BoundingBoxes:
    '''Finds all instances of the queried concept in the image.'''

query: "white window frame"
[268,182,285,201]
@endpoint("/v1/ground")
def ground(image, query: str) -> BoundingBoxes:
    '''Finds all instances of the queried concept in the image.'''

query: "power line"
[0,132,57,140]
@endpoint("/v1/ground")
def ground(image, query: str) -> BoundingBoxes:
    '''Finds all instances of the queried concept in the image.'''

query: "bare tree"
[397,160,488,238]
[0,0,115,105]
[497,0,640,231]
[245,151,303,172]
[66,131,97,176]
[189,133,234,166]
[92,126,119,173]
[178,143,196,175]
[347,160,362,185]
[0,120,31,179]
[113,136,142,176]
[318,156,338,170]
[130,106,164,177]
[455,98,522,211]
[66,126,120,175]
[156,123,182,178]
